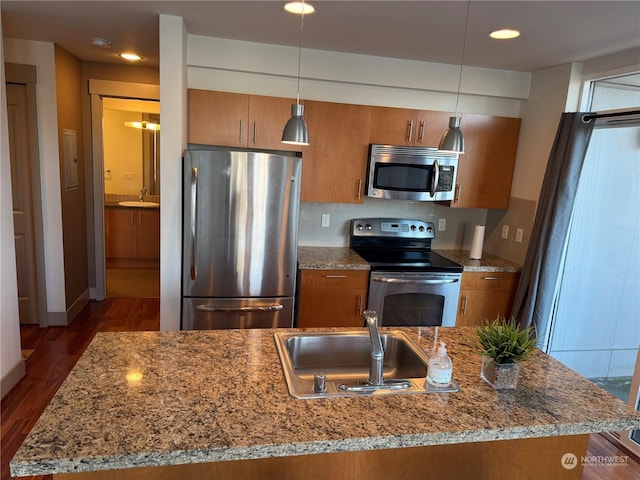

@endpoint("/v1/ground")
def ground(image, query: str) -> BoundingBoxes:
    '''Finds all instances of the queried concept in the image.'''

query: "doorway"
[102,98,160,298]
[89,80,160,301]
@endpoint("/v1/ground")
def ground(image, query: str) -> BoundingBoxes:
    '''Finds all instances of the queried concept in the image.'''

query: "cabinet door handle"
[454,184,461,204]
[356,179,362,199]
[483,277,504,281]
[137,211,142,225]
[406,120,414,142]
[252,121,257,144]
[238,119,243,143]
[418,121,425,142]
[130,212,134,225]
[324,275,347,278]
[356,294,364,315]
[460,295,468,315]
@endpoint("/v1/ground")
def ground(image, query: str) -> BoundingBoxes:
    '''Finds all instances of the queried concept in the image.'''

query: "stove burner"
[350,218,462,273]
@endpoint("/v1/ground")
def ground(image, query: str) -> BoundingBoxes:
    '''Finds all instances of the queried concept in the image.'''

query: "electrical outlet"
[321,214,330,228]
[515,228,524,243]
[123,171,134,179]
[438,218,446,231]
[501,224,510,240]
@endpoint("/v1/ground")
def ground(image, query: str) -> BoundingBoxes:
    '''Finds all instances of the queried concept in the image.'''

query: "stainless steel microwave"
[366,144,458,201]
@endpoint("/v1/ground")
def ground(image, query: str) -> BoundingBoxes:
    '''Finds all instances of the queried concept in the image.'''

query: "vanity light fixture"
[124,121,160,131]
[489,28,520,40]
[282,1,312,145]
[438,1,471,154]
[119,52,142,61]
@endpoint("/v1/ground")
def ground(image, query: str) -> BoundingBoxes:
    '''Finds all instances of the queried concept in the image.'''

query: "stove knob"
[410,225,417,231]
[426,226,434,233]
[365,224,372,231]
[419,225,425,232]
[355,223,363,231]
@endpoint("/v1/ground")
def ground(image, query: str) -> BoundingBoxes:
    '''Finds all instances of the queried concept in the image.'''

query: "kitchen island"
[10,327,639,479]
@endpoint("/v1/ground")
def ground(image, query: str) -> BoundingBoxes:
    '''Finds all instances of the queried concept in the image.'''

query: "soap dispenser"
[426,341,452,388]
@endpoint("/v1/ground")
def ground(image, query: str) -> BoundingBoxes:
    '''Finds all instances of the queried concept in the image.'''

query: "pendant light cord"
[454,1,471,117]
[295,3,305,105]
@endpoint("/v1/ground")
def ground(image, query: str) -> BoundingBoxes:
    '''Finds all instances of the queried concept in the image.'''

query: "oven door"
[368,271,461,327]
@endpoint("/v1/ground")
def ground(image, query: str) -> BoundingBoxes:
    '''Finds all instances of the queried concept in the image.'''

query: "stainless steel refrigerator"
[182,147,302,329]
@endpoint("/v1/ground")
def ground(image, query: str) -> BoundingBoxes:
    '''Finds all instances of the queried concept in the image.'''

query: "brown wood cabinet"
[297,269,369,327]
[450,114,521,209]
[369,107,451,147]
[106,207,160,261]
[456,271,520,327]
[301,101,371,203]
[187,89,298,151]
[187,89,521,207]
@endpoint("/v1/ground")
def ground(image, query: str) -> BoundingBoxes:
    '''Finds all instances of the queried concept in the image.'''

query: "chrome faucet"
[364,310,384,386]
[139,187,147,201]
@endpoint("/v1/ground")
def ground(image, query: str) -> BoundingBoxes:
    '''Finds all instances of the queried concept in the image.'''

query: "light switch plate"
[321,214,330,228]
[515,228,524,243]
[501,224,509,239]
[438,218,446,231]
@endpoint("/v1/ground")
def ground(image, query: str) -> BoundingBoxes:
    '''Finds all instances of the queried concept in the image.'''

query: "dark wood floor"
[1,298,638,480]
[1,298,159,480]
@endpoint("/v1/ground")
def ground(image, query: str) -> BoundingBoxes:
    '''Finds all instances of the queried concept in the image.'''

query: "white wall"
[187,36,530,117]
[3,38,66,315]
[0,17,23,394]
[159,15,187,331]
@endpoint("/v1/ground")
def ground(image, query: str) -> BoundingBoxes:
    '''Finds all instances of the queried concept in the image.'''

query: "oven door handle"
[372,275,459,285]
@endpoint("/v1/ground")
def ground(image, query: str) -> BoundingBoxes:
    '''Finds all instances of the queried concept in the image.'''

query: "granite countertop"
[297,246,370,270]
[11,327,639,477]
[435,249,522,273]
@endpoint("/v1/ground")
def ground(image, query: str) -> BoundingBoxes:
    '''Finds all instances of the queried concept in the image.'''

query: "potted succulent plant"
[476,316,536,390]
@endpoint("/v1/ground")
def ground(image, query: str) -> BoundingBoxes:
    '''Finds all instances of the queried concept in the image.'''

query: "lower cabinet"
[456,272,520,327]
[297,270,369,328]
[106,207,160,261]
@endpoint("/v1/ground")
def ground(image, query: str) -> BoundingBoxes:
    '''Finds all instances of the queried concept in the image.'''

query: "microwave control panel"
[437,165,455,192]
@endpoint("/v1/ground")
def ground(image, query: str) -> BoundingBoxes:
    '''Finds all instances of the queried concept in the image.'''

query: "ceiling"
[2,1,639,73]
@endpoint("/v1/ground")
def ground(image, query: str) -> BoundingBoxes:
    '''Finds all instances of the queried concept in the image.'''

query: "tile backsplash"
[298,197,488,250]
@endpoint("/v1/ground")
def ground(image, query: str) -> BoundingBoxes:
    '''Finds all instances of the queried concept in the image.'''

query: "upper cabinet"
[187,89,521,208]
[301,101,372,204]
[369,107,452,147]
[187,89,299,151]
[450,114,521,209]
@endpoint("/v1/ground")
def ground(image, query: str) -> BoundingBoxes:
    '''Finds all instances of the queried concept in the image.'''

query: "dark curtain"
[511,112,595,351]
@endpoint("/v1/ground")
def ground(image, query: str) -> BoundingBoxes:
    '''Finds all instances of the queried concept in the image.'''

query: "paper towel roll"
[469,225,485,260]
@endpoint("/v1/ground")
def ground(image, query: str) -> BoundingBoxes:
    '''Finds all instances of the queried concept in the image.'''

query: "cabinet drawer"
[300,269,369,289]
[460,272,520,291]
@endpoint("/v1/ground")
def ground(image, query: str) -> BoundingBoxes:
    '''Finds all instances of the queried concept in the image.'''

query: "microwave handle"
[430,159,439,197]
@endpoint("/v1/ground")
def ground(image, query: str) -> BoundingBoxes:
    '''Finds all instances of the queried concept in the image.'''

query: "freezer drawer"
[182,297,294,330]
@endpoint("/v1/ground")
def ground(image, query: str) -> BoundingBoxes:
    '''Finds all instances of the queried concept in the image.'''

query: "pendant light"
[438,1,471,154]
[282,1,310,145]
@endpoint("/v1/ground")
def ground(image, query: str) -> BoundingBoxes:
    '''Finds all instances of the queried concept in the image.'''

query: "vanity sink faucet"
[139,187,147,201]
[364,310,384,386]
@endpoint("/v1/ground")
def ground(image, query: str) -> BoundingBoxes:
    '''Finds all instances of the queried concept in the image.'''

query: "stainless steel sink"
[274,330,459,399]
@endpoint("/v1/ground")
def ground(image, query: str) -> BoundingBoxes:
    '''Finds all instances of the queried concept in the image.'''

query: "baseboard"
[47,311,68,326]
[67,289,90,322]
[1,358,26,399]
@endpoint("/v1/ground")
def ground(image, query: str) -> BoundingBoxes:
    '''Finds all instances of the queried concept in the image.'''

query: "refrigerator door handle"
[190,166,198,280]
[195,304,285,312]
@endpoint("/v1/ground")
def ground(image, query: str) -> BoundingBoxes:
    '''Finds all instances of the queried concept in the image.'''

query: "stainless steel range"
[350,218,463,327]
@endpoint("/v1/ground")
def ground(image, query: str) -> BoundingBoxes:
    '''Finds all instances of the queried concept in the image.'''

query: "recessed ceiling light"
[489,29,521,40]
[284,2,315,15]
[119,52,142,61]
